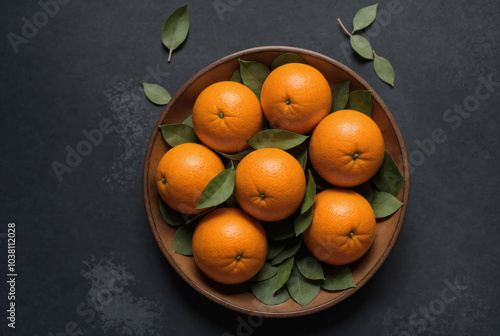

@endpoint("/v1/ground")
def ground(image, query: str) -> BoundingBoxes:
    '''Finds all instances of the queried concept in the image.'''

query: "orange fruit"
[156,143,225,214]
[192,81,263,153]
[303,188,376,265]
[260,63,332,134]
[309,109,385,187]
[234,148,306,221]
[192,208,268,284]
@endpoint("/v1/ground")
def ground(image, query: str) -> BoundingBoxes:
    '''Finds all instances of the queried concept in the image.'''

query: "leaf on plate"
[353,181,373,203]
[266,239,287,260]
[159,198,185,227]
[330,80,350,113]
[182,115,193,127]
[271,237,302,265]
[301,170,316,214]
[184,207,215,225]
[248,129,308,150]
[346,90,373,117]
[173,224,194,255]
[352,3,379,33]
[294,207,313,236]
[250,262,279,282]
[142,83,171,105]
[230,68,243,83]
[286,265,321,307]
[216,148,254,161]
[271,53,306,70]
[238,59,270,99]
[224,193,240,208]
[372,151,403,196]
[196,166,235,209]
[162,4,190,62]
[370,191,403,218]
[321,264,356,291]
[373,51,396,87]
[274,257,294,293]
[295,248,325,280]
[251,274,291,305]
[286,142,308,170]
[159,123,199,147]
[350,35,373,60]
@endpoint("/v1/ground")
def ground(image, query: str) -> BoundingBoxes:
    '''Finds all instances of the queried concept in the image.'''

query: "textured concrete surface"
[1,0,499,335]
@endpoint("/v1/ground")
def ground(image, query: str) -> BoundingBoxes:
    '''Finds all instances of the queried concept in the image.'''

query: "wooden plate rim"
[142,46,410,318]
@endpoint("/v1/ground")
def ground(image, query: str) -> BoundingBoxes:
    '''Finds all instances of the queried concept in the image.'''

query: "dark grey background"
[1,0,499,335]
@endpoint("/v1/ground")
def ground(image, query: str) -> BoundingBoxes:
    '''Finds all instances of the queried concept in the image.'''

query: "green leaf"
[353,181,373,203]
[251,274,291,305]
[272,238,301,265]
[274,257,294,293]
[370,191,403,218]
[350,35,373,60]
[159,198,185,227]
[321,265,356,291]
[185,208,215,225]
[248,129,308,150]
[286,142,308,170]
[162,4,189,62]
[271,53,306,70]
[296,249,325,280]
[294,207,313,236]
[238,59,270,99]
[372,151,403,196]
[301,170,316,214]
[173,224,194,255]
[182,115,193,127]
[250,262,279,282]
[373,51,395,87]
[346,90,373,117]
[352,3,379,33]
[267,239,287,260]
[196,166,235,209]
[224,193,239,208]
[142,83,171,105]
[159,124,199,147]
[230,68,243,83]
[330,80,350,113]
[286,265,321,307]
[216,149,253,161]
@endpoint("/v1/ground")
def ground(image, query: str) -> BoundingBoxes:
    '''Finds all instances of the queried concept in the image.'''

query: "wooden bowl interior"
[143,47,409,317]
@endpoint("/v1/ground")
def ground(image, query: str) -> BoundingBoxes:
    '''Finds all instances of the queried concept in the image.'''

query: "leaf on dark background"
[161,4,190,62]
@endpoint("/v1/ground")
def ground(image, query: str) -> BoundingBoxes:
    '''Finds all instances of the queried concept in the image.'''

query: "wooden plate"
[142,46,409,317]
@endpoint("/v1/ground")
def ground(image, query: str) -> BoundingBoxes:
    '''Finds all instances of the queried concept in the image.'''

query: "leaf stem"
[337,18,352,37]
[373,50,377,57]
[168,49,172,63]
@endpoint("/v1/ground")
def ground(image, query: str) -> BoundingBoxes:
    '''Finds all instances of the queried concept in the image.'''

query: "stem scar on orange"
[192,81,263,153]
[234,148,306,222]
[155,143,225,214]
[260,63,332,134]
[192,208,268,284]
[303,188,376,265]
[309,109,385,187]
